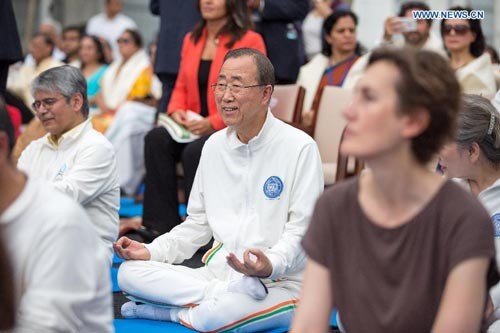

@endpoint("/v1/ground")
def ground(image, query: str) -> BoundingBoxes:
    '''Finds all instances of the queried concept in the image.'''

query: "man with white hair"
[115,48,324,332]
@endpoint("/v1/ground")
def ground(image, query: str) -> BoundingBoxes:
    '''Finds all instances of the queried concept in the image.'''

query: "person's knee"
[181,142,204,174]
[188,295,242,332]
[145,127,169,148]
[181,142,201,163]
[117,260,149,293]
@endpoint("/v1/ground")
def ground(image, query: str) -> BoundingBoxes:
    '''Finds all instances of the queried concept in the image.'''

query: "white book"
[157,110,203,143]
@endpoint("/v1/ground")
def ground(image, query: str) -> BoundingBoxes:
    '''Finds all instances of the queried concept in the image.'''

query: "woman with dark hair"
[291,48,497,332]
[438,94,500,332]
[93,28,153,132]
[79,35,108,111]
[302,0,351,61]
[132,0,266,236]
[441,6,496,96]
[296,10,362,126]
[90,28,158,197]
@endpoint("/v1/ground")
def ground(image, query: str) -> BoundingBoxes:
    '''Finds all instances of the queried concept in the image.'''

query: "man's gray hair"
[223,48,275,88]
[458,94,500,166]
[31,65,89,118]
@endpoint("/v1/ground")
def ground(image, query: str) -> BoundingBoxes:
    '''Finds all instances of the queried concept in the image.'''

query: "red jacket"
[167,29,266,130]
[6,104,21,138]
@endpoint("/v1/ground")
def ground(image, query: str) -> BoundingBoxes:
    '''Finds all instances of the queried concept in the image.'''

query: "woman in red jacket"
[137,0,266,237]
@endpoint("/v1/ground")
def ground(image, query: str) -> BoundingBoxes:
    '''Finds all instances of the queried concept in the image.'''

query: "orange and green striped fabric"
[179,299,297,332]
[201,242,223,265]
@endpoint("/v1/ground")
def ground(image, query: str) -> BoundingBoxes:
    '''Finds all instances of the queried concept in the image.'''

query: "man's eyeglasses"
[211,83,266,95]
[442,24,471,36]
[117,38,132,44]
[32,97,63,111]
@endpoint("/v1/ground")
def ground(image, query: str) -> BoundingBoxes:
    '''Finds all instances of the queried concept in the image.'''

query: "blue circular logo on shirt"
[493,214,500,237]
[263,176,283,199]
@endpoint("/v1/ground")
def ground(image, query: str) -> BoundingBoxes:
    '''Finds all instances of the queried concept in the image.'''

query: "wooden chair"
[312,86,353,185]
[270,84,305,124]
[335,126,364,182]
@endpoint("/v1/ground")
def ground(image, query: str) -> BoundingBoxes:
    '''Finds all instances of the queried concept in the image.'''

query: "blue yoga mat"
[119,198,187,218]
[114,319,288,333]
[113,253,124,265]
[119,198,143,218]
[111,267,120,293]
[331,309,338,327]
[114,319,196,332]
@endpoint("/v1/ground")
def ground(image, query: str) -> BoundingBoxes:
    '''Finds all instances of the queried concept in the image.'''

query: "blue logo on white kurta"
[263,176,283,199]
[55,163,67,178]
[493,214,500,237]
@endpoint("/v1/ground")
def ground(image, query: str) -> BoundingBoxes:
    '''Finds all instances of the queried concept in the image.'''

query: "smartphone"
[398,17,418,32]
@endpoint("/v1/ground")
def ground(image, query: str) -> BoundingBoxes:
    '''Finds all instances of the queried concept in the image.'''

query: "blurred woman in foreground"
[292,47,497,333]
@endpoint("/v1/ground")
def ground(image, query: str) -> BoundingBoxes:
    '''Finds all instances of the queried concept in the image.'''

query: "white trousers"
[118,260,299,332]
[105,101,155,195]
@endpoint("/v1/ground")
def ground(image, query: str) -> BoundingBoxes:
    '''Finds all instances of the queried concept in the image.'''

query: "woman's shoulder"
[433,180,492,224]
[95,64,108,76]
[235,29,265,45]
[301,54,329,70]
[318,177,359,210]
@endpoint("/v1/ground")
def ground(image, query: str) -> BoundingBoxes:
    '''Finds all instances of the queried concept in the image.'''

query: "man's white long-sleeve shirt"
[145,111,324,284]
[0,178,113,332]
[17,119,120,261]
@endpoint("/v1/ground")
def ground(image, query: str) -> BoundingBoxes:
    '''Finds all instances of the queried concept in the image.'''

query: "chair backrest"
[335,126,364,182]
[270,84,305,123]
[313,86,353,164]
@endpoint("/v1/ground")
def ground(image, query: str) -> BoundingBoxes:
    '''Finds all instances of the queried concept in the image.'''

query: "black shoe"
[132,226,160,243]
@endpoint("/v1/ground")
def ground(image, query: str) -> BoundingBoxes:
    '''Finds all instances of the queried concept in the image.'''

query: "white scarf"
[101,49,150,110]
[456,53,497,96]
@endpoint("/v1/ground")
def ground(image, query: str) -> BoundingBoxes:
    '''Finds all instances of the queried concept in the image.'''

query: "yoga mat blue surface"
[113,253,124,265]
[331,309,338,327]
[119,198,143,217]
[114,319,196,332]
[114,319,288,333]
[111,267,120,292]
[119,198,187,218]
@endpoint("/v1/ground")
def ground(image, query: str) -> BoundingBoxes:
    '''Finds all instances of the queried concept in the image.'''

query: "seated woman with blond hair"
[438,94,500,332]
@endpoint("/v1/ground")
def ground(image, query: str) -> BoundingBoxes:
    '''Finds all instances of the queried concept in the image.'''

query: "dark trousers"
[142,126,210,234]
[157,73,178,116]
[0,61,9,98]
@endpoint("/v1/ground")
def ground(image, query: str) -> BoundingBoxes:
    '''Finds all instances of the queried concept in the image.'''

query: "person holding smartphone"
[382,1,444,55]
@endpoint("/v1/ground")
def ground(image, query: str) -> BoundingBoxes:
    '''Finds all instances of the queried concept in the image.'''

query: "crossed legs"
[118,260,297,332]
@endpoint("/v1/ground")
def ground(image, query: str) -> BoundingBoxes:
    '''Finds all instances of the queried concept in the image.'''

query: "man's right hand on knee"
[113,237,151,260]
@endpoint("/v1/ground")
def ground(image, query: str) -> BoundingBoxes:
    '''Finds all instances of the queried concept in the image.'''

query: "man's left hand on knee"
[226,249,272,278]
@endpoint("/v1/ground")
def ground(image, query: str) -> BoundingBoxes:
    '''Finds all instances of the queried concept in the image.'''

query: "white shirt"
[0,178,113,332]
[7,57,64,107]
[479,180,500,309]
[492,89,500,113]
[17,119,120,262]
[146,111,324,285]
[456,53,497,97]
[86,12,137,61]
[302,12,324,61]
[380,31,446,57]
